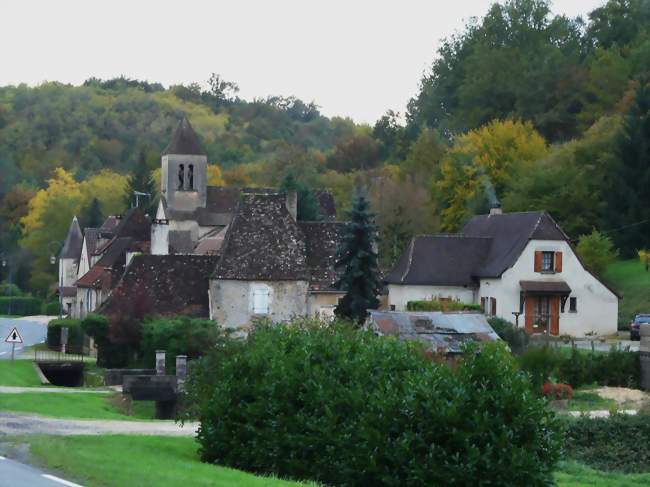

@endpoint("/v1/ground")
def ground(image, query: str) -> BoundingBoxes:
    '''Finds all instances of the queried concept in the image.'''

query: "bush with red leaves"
[541,382,574,400]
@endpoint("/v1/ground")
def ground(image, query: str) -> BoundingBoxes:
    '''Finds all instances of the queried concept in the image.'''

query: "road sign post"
[4,327,24,361]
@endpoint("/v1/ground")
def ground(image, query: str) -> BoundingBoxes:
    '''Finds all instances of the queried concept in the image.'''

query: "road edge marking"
[42,474,85,487]
[0,455,6,460]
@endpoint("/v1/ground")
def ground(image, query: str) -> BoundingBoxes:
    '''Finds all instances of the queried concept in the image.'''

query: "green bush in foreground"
[195,321,560,486]
[563,414,650,473]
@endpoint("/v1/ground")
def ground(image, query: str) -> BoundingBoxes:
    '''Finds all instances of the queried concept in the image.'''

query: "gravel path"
[567,409,637,418]
[0,412,199,436]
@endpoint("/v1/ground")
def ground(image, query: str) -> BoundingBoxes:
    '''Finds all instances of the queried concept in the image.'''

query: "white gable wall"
[388,284,476,311]
[479,239,618,337]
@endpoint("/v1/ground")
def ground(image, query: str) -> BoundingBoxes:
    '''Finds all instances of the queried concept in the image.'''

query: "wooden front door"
[525,296,535,333]
[550,296,560,336]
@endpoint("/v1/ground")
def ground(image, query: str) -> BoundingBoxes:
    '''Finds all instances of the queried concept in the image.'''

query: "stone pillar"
[640,324,650,391]
[155,350,166,376]
[176,355,187,392]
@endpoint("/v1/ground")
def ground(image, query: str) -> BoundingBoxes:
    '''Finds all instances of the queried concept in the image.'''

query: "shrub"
[0,296,42,316]
[0,281,22,297]
[563,414,650,473]
[541,382,573,400]
[46,319,84,350]
[406,299,482,312]
[139,317,231,372]
[81,314,129,368]
[194,320,560,486]
[519,346,640,390]
[43,301,62,316]
[576,230,618,276]
[488,317,529,354]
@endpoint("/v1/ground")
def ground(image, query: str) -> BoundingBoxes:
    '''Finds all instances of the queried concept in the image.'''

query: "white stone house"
[386,208,620,337]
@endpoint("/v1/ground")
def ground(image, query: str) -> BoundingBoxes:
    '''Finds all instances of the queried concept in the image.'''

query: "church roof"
[162,118,206,156]
[60,216,83,259]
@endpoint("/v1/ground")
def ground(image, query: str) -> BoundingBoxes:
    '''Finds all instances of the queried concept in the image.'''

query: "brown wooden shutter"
[534,251,542,272]
[480,297,486,312]
[524,296,535,333]
[555,251,563,272]
[490,297,497,316]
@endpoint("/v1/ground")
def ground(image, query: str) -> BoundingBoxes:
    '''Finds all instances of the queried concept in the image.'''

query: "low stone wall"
[104,369,156,386]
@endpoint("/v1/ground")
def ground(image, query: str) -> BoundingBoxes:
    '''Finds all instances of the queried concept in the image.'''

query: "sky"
[2,0,604,124]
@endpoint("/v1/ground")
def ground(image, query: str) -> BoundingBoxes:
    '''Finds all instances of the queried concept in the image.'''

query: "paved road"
[0,412,199,436]
[0,318,48,360]
[0,455,83,487]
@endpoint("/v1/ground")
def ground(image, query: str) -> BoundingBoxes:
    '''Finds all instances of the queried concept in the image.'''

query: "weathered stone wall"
[210,279,309,329]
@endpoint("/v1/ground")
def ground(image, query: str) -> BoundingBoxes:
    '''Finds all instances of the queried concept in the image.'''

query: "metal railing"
[34,347,85,362]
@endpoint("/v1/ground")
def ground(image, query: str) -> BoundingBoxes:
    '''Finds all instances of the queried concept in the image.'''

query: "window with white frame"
[252,284,271,315]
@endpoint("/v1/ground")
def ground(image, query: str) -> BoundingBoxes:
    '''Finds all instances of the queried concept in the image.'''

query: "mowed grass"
[556,461,650,486]
[604,259,650,326]
[26,435,313,487]
[0,359,42,387]
[568,389,616,412]
[0,392,155,420]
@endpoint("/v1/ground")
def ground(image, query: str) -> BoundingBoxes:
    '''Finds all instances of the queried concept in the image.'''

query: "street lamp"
[48,241,63,319]
[1,255,12,316]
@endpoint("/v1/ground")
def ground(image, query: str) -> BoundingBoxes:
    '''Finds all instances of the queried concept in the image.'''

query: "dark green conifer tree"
[334,190,380,324]
[604,79,650,256]
[81,198,103,228]
[124,150,156,215]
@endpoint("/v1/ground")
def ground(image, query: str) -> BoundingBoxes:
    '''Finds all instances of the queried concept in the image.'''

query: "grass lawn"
[556,461,650,486]
[24,435,312,487]
[568,389,616,412]
[0,359,42,387]
[604,259,650,327]
[0,392,155,420]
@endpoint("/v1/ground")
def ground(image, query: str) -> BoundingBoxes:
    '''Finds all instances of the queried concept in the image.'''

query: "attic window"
[541,251,554,272]
[178,164,185,190]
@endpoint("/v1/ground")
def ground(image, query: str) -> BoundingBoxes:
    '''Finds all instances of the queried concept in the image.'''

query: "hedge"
[81,314,130,368]
[519,345,640,390]
[489,317,530,354]
[43,301,62,316]
[194,320,560,486]
[563,414,650,473]
[406,299,482,312]
[0,296,42,316]
[47,319,85,350]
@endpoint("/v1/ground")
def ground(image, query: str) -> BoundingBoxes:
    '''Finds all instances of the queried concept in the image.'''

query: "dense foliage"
[518,345,640,390]
[406,299,481,312]
[194,321,560,486]
[564,414,650,473]
[488,317,530,354]
[139,317,231,372]
[46,318,84,350]
[81,314,129,368]
[0,296,42,316]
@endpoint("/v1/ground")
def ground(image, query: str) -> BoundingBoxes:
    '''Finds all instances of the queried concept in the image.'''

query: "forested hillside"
[1,0,649,295]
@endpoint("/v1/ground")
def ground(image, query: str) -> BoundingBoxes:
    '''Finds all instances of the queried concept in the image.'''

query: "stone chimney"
[285,190,298,220]
[489,202,503,216]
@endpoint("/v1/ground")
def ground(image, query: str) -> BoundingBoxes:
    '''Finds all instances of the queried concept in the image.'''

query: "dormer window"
[541,251,554,272]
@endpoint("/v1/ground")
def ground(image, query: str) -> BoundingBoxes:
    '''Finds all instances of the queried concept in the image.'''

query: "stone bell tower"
[160,118,208,212]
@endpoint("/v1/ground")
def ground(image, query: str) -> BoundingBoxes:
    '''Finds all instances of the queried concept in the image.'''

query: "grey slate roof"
[367,310,499,355]
[385,235,492,286]
[60,216,83,259]
[162,118,206,156]
[83,228,100,257]
[462,211,567,278]
[299,221,346,290]
[100,254,216,318]
[212,193,311,281]
[169,230,194,254]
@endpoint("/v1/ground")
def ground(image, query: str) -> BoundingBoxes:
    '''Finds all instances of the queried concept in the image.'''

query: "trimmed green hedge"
[0,296,42,316]
[406,299,482,312]
[43,301,62,316]
[47,319,84,350]
[519,345,639,390]
[194,321,560,486]
[564,414,650,473]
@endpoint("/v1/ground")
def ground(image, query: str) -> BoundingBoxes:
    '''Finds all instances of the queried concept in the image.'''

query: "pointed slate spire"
[60,216,83,259]
[162,118,206,156]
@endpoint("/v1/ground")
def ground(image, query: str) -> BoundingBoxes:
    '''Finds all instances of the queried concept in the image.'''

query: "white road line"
[0,351,7,355]
[0,455,6,460]
[42,474,85,487]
